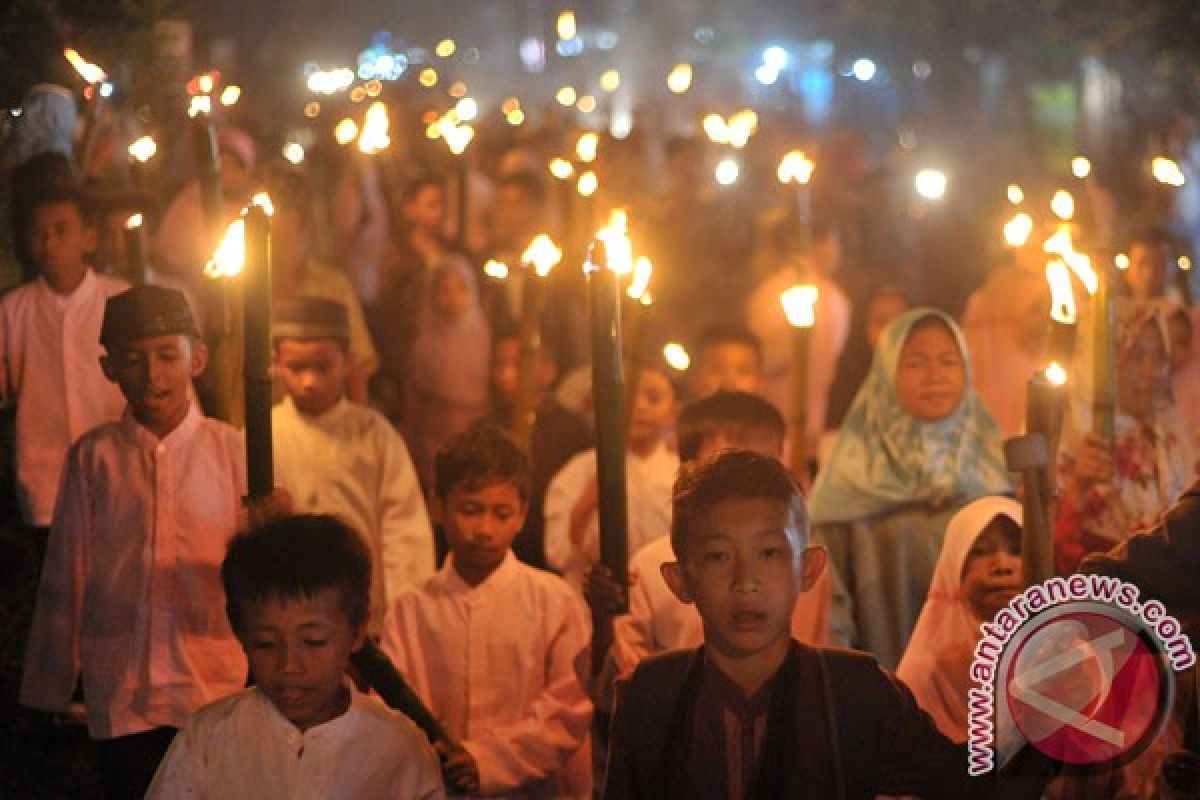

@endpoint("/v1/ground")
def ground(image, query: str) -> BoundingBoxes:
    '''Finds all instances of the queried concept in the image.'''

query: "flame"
[702,114,729,144]
[125,213,143,230]
[484,260,510,280]
[1043,225,1097,294]
[626,256,653,300]
[549,158,575,180]
[128,135,157,163]
[600,70,621,92]
[1044,361,1068,386]
[220,85,241,107]
[576,132,599,163]
[1115,252,1130,270]
[662,342,691,371]
[666,63,693,94]
[1152,157,1186,187]
[1071,156,1091,179]
[188,95,212,118]
[197,73,216,95]
[577,170,598,197]
[1003,211,1034,247]
[780,284,819,328]
[282,142,305,164]
[1051,189,1075,221]
[205,219,246,278]
[777,150,815,185]
[522,234,563,277]
[1007,184,1024,205]
[455,96,478,122]
[727,109,758,148]
[1045,259,1077,324]
[64,48,106,85]
[557,10,577,40]
[594,210,633,274]
[335,118,359,145]
[248,192,274,216]
[358,102,391,154]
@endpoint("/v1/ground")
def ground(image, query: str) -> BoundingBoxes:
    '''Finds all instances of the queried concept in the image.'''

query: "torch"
[189,95,223,246]
[127,135,157,192]
[435,112,475,246]
[63,48,110,174]
[585,211,634,596]
[622,256,655,431]
[780,284,819,479]
[512,235,563,446]
[777,150,816,254]
[124,213,149,286]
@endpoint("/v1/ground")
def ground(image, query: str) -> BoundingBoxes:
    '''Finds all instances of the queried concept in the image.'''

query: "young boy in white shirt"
[20,286,246,799]
[271,295,433,636]
[0,184,127,531]
[146,514,445,800]
[382,424,593,798]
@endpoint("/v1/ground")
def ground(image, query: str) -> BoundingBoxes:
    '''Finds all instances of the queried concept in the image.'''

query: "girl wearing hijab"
[403,257,491,490]
[810,308,1013,668]
[1056,303,1198,574]
[897,496,1022,741]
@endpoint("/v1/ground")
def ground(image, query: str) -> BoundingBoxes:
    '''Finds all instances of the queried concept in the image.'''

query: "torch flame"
[357,102,391,155]
[626,256,653,300]
[188,95,212,118]
[576,132,599,163]
[1043,225,1097,294]
[335,118,359,145]
[593,210,633,274]
[1044,361,1068,386]
[1152,157,1186,187]
[1045,259,1077,325]
[1071,157,1091,179]
[522,234,563,277]
[780,284,819,328]
[219,85,242,107]
[1051,189,1075,221]
[549,158,575,180]
[662,342,691,371]
[777,150,815,185]
[1003,211,1034,248]
[702,114,729,144]
[484,260,510,280]
[125,213,143,230]
[1007,184,1024,205]
[64,48,107,85]
[577,170,598,197]
[248,192,274,217]
[128,135,157,163]
[727,109,758,149]
[666,63,693,94]
[205,219,246,278]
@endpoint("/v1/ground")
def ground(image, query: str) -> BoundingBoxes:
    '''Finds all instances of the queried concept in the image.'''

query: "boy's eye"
[761,547,785,559]
[249,640,277,650]
[701,551,730,564]
[303,639,328,648]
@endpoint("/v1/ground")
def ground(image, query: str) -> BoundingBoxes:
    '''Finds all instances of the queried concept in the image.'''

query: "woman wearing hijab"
[403,257,491,490]
[811,308,1013,668]
[897,496,1022,741]
[1056,303,1198,575]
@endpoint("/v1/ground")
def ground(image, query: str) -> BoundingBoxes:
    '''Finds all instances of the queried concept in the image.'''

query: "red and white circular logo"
[1004,604,1173,767]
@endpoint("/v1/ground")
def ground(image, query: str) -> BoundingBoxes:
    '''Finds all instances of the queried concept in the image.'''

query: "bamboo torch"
[189,95,223,242]
[63,48,109,173]
[242,194,274,500]
[512,235,563,446]
[780,284,819,478]
[777,150,816,253]
[127,135,157,192]
[622,256,654,429]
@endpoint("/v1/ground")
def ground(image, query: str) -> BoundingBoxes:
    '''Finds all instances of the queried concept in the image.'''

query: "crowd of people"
[2,69,1200,800]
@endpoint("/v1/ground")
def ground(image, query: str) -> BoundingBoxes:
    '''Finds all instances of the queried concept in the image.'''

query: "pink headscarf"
[406,256,491,409]
[896,496,1022,742]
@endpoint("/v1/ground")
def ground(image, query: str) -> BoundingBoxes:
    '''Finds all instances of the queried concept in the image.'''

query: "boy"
[602,391,830,699]
[545,362,679,595]
[687,323,764,400]
[604,451,981,799]
[382,424,593,798]
[146,514,445,799]
[272,295,434,636]
[0,184,128,531]
[20,286,246,799]
[489,323,592,568]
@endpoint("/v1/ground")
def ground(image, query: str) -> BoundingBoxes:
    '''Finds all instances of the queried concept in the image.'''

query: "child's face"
[1127,242,1168,301]
[237,587,366,732]
[894,321,966,422]
[434,270,471,321]
[29,202,96,286]
[103,334,205,434]
[690,343,761,398]
[663,496,825,663]
[274,338,349,415]
[437,481,528,580]
[960,517,1022,622]
[628,368,676,448]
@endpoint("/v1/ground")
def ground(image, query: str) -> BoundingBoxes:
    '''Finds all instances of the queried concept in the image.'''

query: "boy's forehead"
[33,201,85,223]
[689,495,800,540]
[450,478,523,503]
[239,586,348,624]
[109,332,192,354]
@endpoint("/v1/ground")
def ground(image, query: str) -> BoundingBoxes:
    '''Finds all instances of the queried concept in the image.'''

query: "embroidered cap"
[272,296,349,343]
[100,286,199,348]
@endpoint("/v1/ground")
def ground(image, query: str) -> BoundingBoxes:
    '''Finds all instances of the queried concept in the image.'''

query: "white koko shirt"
[0,269,128,525]
[20,404,248,738]
[272,396,434,634]
[146,687,446,800]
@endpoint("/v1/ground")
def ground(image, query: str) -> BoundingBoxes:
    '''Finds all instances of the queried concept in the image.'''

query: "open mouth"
[731,610,768,631]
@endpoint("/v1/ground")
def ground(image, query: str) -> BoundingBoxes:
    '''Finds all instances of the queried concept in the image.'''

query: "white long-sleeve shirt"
[20,404,248,739]
[146,687,446,800]
[381,552,593,799]
[543,442,678,595]
[0,269,128,525]
[272,396,434,634]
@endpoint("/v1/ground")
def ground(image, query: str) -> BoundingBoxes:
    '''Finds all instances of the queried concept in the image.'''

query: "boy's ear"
[798,545,827,592]
[190,339,210,377]
[661,561,693,604]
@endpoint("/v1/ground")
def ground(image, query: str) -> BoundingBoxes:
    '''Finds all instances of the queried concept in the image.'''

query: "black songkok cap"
[272,296,350,343]
[100,286,199,349]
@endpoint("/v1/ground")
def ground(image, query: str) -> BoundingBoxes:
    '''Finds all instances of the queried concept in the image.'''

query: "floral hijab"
[809,308,1013,524]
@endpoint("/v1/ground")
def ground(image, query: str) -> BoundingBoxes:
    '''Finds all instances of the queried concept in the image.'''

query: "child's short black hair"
[670,450,808,559]
[676,390,785,462]
[26,182,95,229]
[222,514,372,634]
[434,422,532,503]
[693,322,763,367]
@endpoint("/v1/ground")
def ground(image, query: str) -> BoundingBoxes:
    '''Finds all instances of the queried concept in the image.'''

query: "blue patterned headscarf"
[809,308,1013,524]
